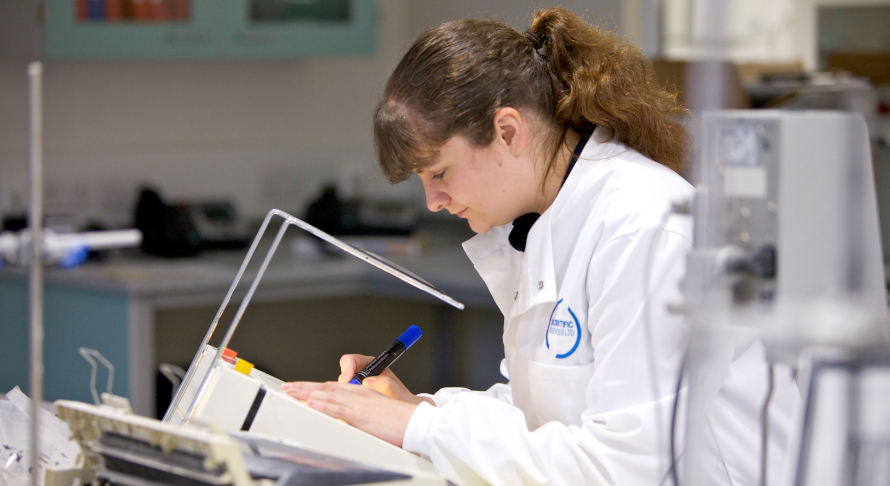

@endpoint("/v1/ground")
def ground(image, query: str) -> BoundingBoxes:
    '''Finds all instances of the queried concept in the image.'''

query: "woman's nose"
[425,186,450,212]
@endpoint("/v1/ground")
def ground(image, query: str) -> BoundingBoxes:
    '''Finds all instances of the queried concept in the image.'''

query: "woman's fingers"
[282,380,334,400]
[362,376,421,405]
[362,376,398,397]
[338,354,375,383]
[337,355,409,390]
[281,380,416,447]
[286,375,418,404]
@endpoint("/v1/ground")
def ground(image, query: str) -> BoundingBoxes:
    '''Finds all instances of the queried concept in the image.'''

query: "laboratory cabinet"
[0,276,131,406]
[44,0,376,59]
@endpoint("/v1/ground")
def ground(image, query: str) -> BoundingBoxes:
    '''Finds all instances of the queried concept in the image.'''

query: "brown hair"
[374,8,690,184]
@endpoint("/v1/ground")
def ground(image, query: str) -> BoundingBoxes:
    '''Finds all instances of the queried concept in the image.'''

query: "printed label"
[546,299,582,359]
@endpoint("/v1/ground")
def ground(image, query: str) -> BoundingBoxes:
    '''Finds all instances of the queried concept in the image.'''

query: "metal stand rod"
[27,61,43,486]
[683,1,730,485]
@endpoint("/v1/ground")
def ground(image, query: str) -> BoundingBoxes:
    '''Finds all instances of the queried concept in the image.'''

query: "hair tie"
[525,30,550,61]
[525,30,544,50]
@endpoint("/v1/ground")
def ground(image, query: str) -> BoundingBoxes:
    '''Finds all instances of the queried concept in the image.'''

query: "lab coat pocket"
[527,359,595,428]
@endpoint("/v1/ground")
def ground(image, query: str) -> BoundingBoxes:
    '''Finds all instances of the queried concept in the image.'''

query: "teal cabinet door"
[0,277,129,405]
[221,0,376,58]
[44,0,376,59]
[45,0,221,58]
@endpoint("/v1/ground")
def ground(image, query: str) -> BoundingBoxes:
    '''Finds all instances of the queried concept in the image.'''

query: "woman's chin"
[467,219,493,234]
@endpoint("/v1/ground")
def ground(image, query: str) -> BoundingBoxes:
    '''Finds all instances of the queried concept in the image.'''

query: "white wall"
[0,1,621,227]
[798,0,890,70]
[661,0,800,63]
[0,1,417,226]
[659,0,890,70]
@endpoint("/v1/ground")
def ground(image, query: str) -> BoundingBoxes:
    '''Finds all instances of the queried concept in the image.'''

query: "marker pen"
[349,325,422,385]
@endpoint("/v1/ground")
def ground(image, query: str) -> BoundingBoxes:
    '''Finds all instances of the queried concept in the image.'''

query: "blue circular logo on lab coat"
[545,299,581,358]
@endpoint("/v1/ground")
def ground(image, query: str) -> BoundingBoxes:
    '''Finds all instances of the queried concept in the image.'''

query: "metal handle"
[78,348,115,406]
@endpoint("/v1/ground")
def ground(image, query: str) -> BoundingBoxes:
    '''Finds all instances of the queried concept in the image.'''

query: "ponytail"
[528,8,690,174]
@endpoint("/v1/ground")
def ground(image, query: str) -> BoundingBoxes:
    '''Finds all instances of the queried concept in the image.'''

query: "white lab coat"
[402,127,799,486]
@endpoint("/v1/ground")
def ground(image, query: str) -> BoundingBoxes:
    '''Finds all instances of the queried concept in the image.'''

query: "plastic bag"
[0,388,80,486]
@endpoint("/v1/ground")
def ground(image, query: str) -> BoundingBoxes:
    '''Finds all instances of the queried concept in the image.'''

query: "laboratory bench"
[0,230,503,417]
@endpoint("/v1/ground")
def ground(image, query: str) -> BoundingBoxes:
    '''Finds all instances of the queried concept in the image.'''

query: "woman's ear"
[492,107,527,157]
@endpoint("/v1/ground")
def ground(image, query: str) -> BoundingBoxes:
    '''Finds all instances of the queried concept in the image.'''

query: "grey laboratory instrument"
[682,110,890,486]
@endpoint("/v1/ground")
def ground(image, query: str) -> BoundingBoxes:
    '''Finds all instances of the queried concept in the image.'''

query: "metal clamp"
[78,348,114,406]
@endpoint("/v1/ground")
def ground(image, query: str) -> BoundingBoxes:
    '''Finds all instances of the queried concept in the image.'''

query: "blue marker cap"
[396,325,422,349]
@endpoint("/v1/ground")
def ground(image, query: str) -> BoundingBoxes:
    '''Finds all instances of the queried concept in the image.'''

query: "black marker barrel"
[349,325,422,385]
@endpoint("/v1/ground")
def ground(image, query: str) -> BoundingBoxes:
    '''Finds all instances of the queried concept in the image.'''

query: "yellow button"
[234,358,255,376]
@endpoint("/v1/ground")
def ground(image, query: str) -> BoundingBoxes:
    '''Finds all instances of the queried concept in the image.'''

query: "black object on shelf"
[304,184,419,237]
[134,187,251,258]
[2,214,27,232]
[134,187,202,258]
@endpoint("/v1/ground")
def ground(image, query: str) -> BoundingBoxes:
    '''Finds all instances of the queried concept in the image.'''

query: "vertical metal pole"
[686,0,729,116]
[27,61,43,486]
[683,2,729,485]
[641,0,664,59]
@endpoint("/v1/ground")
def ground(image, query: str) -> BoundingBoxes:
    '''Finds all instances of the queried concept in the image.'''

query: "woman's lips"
[457,208,468,218]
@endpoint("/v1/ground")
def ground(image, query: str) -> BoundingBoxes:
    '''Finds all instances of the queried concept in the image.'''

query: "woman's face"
[416,135,541,234]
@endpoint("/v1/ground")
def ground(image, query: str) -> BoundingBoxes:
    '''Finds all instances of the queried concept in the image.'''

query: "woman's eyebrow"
[415,157,444,175]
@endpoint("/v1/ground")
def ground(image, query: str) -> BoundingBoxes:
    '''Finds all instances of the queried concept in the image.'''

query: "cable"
[669,352,687,486]
[641,208,675,482]
[761,364,775,486]
[663,244,746,485]
[645,198,755,486]
[641,200,692,484]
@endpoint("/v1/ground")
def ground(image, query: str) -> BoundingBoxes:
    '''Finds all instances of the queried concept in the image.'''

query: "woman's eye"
[431,170,446,181]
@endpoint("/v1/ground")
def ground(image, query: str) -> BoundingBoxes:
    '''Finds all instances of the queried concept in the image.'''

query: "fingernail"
[282,383,292,391]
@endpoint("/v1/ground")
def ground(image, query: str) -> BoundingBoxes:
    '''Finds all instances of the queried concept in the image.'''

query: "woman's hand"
[281,380,417,447]
[338,354,432,407]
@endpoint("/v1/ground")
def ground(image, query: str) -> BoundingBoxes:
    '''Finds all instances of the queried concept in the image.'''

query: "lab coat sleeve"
[418,382,513,408]
[402,226,691,486]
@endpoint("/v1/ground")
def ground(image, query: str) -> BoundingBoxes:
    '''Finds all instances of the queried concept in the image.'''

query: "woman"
[283,8,797,485]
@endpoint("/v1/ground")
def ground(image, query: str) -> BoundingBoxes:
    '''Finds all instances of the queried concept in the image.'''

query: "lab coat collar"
[512,126,625,316]
[461,216,558,319]
[578,126,626,166]
[462,225,524,317]
[463,126,627,318]
[512,210,557,316]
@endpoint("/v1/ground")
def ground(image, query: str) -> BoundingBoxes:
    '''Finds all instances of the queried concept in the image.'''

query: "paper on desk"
[0,387,80,486]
